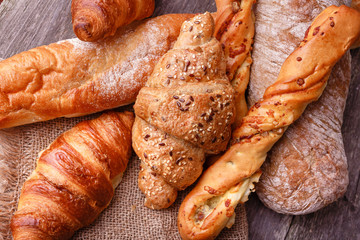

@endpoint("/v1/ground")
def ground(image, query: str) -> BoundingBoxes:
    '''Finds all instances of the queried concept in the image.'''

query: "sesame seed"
[184,60,190,72]
[176,157,184,164]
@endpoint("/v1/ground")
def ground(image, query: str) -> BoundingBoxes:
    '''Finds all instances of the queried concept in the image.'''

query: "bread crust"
[0,14,192,129]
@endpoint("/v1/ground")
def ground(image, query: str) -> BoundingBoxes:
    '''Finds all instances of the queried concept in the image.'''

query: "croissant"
[71,0,155,42]
[132,12,236,209]
[10,111,134,240]
[0,13,192,129]
[178,5,360,239]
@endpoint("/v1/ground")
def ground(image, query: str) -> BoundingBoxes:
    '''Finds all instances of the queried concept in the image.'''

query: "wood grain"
[0,0,359,240]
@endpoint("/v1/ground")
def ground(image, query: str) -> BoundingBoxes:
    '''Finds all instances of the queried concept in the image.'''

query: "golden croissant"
[11,111,134,239]
[72,0,155,41]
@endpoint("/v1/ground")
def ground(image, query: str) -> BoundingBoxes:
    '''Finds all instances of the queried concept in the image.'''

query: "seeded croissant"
[132,12,235,209]
[71,0,155,42]
[178,5,360,239]
[11,112,134,239]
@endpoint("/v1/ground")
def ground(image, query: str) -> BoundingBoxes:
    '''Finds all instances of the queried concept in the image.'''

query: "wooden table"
[0,0,359,239]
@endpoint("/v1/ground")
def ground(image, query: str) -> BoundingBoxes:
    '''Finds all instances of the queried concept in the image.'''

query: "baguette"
[177,5,360,239]
[0,13,192,129]
[10,111,134,239]
[71,0,155,42]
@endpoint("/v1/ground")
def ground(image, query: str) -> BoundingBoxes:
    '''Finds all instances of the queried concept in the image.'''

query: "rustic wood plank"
[0,0,74,58]
[154,0,216,15]
[246,194,293,240]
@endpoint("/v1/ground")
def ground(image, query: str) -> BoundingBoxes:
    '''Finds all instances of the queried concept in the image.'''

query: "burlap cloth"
[0,105,248,240]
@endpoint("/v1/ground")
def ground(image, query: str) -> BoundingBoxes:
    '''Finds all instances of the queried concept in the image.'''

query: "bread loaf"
[11,111,134,239]
[71,0,155,42]
[0,13,192,129]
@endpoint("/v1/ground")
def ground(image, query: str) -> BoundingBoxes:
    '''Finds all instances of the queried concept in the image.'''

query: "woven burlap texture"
[0,108,248,240]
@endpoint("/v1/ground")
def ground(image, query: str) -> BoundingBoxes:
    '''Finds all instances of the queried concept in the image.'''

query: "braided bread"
[214,0,255,127]
[132,12,235,209]
[178,5,360,239]
[11,111,134,240]
[71,0,155,42]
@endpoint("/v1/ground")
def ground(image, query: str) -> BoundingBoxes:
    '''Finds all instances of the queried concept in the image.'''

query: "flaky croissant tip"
[73,15,107,42]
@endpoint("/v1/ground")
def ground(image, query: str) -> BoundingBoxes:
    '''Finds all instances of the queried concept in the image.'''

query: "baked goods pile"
[1,0,360,239]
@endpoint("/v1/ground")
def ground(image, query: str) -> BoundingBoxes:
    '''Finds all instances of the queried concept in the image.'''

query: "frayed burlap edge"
[0,128,23,240]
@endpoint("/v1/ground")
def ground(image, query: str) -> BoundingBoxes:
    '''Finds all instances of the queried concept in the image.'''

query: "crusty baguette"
[250,0,354,215]
[132,12,235,209]
[178,5,360,239]
[10,111,134,240]
[71,0,155,42]
[0,13,192,130]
